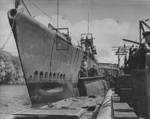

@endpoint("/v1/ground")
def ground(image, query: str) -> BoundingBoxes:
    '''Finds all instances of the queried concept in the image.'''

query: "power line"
[96,56,117,64]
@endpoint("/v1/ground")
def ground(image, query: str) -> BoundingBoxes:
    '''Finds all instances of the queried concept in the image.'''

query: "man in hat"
[88,64,98,76]
[143,31,150,70]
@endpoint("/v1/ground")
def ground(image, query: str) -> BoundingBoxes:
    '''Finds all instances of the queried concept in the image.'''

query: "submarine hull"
[7,9,101,104]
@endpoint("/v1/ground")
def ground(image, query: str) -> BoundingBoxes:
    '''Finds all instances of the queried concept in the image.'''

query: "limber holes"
[29,71,66,81]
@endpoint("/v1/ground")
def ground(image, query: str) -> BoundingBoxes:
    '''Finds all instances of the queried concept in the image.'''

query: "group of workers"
[80,58,98,77]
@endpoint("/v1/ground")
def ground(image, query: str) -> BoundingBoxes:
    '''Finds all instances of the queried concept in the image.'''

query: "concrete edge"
[96,89,114,119]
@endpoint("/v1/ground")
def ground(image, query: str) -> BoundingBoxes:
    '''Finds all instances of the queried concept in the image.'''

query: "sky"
[1,0,150,65]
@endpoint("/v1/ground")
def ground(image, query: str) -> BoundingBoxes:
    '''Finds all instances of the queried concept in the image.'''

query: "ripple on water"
[0,85,31,115]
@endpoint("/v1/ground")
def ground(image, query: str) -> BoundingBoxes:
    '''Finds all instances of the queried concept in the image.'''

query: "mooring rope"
[1,18,15,50]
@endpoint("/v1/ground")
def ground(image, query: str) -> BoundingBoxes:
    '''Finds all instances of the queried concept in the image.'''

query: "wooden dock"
[13,96,104,119]
[9,89,140,119]
[112,92,138,119]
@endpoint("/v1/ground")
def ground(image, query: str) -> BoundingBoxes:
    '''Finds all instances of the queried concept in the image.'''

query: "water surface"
[0,85,31,119]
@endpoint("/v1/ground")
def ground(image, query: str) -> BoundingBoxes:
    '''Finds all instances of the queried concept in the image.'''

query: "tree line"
[0,49,25,84]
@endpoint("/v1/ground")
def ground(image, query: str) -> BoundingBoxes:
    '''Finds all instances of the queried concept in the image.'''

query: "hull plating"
[8,9,96,104]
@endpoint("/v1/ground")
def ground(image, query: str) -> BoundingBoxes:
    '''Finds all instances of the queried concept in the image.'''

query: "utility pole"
[112,44,129,69]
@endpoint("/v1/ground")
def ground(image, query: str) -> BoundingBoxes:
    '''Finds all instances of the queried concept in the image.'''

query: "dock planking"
[112,92,138,119]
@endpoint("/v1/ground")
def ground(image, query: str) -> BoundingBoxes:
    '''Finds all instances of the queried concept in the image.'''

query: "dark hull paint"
[116,31,150,118]
[8,9,99,104]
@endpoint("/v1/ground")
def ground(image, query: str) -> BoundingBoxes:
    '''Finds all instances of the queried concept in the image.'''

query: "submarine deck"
[13,89,113,119]
[13,95,104,119]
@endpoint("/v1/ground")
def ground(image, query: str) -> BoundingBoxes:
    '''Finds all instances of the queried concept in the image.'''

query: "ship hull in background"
[7,9,102,104]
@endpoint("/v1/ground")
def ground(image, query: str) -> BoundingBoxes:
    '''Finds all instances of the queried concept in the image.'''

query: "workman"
[144,35,150,70]
[144,32,150,70]
[89,64,98,76]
